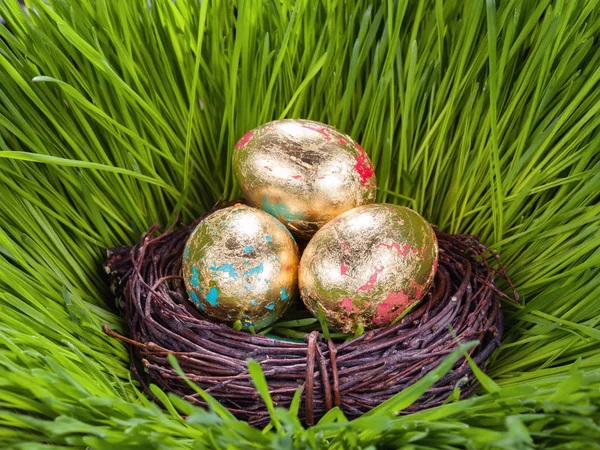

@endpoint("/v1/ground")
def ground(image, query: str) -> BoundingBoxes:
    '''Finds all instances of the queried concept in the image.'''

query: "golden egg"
[232,119,377,240]
[298,204,438,333]
[182,204,299,330]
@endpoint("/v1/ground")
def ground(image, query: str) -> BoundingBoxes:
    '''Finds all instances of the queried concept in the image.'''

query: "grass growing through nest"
[0,0,599,448]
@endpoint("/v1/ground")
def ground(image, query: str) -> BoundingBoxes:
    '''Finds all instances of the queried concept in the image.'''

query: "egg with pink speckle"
[232,119,377,240]
[298,204,438,332]
[182,204,299,330]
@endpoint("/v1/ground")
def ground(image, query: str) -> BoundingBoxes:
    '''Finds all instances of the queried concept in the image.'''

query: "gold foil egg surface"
[182,204,299,330]
[232,119,377,240]
[298,204,438,333]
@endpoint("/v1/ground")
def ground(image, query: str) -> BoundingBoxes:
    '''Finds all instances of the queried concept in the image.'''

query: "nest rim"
[104,208,515,427]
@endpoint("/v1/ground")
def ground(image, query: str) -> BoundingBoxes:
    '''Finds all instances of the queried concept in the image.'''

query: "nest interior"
[104,213,513,427]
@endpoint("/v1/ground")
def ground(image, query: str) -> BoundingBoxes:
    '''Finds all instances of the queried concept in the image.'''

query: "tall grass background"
[0,0,599,448]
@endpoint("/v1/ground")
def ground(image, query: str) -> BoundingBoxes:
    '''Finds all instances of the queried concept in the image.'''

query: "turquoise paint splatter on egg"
[265,302,275,310]
[210,263,238,279]
[190,266,200,288]
[244,245,254,254]
[184,246,190,261]
[188,290,204,310]
[244,283,254,291]
[250,300,257,306]
[280,287,288,300]
[265,235,273,242]
[274,256,279,261]
[206,287,219,306]
[244,262,264,277]
[260,196,305,221]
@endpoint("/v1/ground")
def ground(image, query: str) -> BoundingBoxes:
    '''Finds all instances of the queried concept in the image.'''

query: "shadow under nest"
[104,208,514,427]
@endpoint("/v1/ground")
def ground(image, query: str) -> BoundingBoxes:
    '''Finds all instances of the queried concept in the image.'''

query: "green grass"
[0,0,599,448]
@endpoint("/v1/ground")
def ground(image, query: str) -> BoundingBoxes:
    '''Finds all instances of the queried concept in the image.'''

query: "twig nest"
[299,204,438,332]
[182,204,299,330]
[232,119,376,239]
[105,212,510,426]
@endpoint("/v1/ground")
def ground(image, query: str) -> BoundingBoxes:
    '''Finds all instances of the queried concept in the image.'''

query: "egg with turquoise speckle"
[232,119,377,240]
[182,204,299,330]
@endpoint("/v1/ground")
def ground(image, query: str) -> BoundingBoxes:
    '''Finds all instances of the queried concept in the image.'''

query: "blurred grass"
[0,0,598,448]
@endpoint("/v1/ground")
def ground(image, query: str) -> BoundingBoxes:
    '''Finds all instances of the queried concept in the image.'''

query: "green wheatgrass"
[0,0,598,448]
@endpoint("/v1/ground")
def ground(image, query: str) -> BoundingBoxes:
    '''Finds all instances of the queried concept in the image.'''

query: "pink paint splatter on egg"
[292,175,302,179]
[340,241,351,252]
[303,124,332,141]
[373,291,410,325]
[340,262,348,275]
[357,266,384,292]
[337,137,348,146]
[377,241,411,257]
[353,144,375,187]
[340,297,360,315]
[415,285,422,299]
[408,277,416,289]
[235,131,253,149]
[377,241,402,254]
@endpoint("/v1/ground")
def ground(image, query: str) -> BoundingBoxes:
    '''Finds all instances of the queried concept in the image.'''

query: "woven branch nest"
[104,208,514,427]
